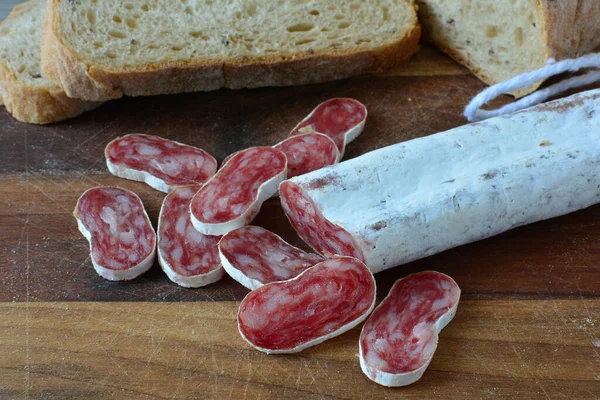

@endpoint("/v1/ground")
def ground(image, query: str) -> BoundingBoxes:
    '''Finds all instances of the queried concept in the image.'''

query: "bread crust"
[0,1,100,124]
[41,1,122,101]
[538,0,600,59]
[0,66,100,124]
[41,0,421,101]
[419,0,600,98]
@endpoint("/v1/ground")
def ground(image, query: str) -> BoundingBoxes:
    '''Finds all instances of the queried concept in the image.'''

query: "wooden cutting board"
[1,46,599,399]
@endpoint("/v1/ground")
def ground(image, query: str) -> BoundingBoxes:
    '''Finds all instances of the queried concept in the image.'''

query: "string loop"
[464,53,600,122]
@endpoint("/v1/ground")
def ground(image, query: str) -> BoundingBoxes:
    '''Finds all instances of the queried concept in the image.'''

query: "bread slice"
[417,0,600,97]
[0,0,100,124]
[41,0,420,102]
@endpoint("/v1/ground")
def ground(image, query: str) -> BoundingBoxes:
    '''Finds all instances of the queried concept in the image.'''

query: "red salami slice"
[237,257,376,354]
[279,181,366,262]
[74,187,156,281]
[359,271,460,387]
[220,152,237,169]
[105,134,217,193]
[290,98,367,157]
[273,133,340,178]
[190,147,287,236]
[218,225,324,290]
[158,185,225,288]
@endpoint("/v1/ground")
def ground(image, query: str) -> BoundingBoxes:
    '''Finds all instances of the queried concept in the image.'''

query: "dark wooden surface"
[1,45,599,399]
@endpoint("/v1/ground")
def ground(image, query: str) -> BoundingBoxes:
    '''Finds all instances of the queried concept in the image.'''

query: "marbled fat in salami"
[158,185,225,288]
[218,225,324,289]
[290,98,367,157]
[280,181,366,262]
[105,134,217,193]
[359,271,460,387]
[190,147,287,236]
[274,133,340,178]
[237,257,376,354]
[74,186,156,281]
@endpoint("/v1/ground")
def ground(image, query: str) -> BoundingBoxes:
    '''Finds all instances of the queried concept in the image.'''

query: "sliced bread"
[0,0,99,124]
[417,0,600,97]
[41,0,421,102]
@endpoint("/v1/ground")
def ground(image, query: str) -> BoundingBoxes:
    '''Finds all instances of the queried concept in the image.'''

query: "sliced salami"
[218,225,324,290]
[290,98,367,157]
[158,185,225,288]
[105,134,217,193]
[220,151,238,169]
[360,271,460,387]
[281,90,600,273]
[237,257,376,354]
[273,133,340,178]
[73,186,156,281]
[280,181,366,262]
[190,147,287,236]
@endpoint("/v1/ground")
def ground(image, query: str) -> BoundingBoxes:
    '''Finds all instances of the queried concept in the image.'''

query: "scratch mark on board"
[24,128,31,400]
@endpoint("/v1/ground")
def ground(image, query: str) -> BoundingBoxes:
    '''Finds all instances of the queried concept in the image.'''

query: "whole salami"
[237,257,376,354]
[281,90,600,273]
[360,271,460,387]
[290,98,367,157]
[218,225,324,289]
[158,185,225,288]
[74,186,156,281]
[190,147,287,236]
[105,134,217,193]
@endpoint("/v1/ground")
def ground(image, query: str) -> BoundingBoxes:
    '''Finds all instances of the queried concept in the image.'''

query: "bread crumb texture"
[0,0,100,124]
[55,0,417,69]
[0,0,51,87]
[418,0,545,84]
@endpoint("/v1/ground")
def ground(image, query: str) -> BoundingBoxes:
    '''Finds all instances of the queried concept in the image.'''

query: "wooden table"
[1,45,599,399]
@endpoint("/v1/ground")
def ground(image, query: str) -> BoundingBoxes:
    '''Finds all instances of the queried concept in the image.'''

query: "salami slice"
[73,187,156,281]
[237,257,376,354]
[218,225,324,290]
[190,147,287,236]
[220,151,238,169]
[158,185,225,288]
[281,90,600,273]
[105,134,217,193]
[290,98,367,157]
[359,271,460,387]
[273,133,340,178]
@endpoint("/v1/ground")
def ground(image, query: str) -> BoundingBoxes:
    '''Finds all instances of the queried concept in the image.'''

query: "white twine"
[464,53,600,122]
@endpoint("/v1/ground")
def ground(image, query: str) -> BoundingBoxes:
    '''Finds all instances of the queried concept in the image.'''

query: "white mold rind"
[157,249,225,288]
[218,244,264,290]
[106,159,171,193]
[283,90,600,273]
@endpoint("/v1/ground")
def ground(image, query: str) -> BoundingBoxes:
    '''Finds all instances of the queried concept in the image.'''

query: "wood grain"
[1,41,599,399]
[1,301,598,399]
